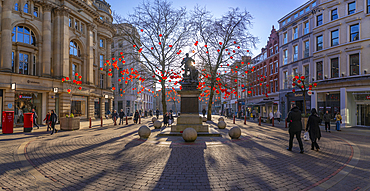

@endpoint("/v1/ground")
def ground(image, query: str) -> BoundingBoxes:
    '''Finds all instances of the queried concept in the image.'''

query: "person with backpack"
[31,109,40,129]
[323,110,331,132]
[119,109,125,125]
[286,104,304,154]
[306,108,322,151]
[50,110,58,135]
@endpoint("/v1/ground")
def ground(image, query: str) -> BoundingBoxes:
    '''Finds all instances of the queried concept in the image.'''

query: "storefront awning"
[254,101,273,106]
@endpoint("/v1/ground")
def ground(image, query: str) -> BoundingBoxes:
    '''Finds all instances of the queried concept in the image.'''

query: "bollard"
[126,116,128,125]
[233,115,235,124]
[244,115,246,125]
[101,117,103,127]
[259,116,261,126]
[114,117,117,126]
[272,117,274,127]
[89,117,92,128]
[139,115,141,124]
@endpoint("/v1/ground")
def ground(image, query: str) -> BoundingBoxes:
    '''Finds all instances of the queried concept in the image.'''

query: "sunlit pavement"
[0,116,369,190]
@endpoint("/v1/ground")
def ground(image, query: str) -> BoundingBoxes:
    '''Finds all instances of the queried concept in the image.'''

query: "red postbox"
[2,111,14,134]
[23,113,34,132]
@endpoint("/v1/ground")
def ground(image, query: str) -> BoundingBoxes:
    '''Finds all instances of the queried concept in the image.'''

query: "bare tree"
[191,7,258,120]
[113,0,191,118]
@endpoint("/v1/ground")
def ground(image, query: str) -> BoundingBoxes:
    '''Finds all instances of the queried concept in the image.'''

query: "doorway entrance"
[357,104,370,126]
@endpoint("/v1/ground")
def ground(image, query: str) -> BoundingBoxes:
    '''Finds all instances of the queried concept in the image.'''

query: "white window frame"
[283,49,288,65]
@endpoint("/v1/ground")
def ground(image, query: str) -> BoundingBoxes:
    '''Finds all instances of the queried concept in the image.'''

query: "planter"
[301,117,308,130]
[60,117,80,131]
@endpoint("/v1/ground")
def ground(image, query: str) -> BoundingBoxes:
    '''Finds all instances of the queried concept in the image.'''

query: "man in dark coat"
[323,110,331,132]
[306,108,322,151]
[119,109,125,125]
[134,110,139,124]
[50,110,58,135]
[202,108,206,117]
[156,109,159,119]
[286,104,304,153]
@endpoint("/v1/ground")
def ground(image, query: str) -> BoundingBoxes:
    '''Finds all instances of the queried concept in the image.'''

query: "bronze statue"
[181,53,198,82]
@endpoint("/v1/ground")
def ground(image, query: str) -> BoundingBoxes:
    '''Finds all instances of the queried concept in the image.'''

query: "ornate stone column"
[100,97,106,118]
[42,4,52,76]
[52,8,62,78]
[87,96,95,120]
[106,39,112,89]
[86,24,95,85]
[0,1,13,72]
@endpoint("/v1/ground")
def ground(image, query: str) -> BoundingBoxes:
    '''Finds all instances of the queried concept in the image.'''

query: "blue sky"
[108,0,308,57]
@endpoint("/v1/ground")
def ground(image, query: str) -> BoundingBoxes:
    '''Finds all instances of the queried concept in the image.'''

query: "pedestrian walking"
[202,108,206,117]
[134,110,139,124]
[323,110,331,132]
[31,109,40,129]
[168,112,174,126]
[119,109,125,125]
[275,110,282,124]
[105,110,111,119]
[50,110,58,135]
[112,110,118,124]
[144,110,148,118]
[163,112,169,126]
[43,112,51,131]
[335,112,342,131]
[269,111,274,123]
[286,104,304,153]
[306,108,322,151]
[252,110,256,121]
[156,108,160,119]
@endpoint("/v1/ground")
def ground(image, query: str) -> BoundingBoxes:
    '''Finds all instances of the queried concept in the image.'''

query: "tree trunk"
[207,85,215,121]
[161,80,167,119]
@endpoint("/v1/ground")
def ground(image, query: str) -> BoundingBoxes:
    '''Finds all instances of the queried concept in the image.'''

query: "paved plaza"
[0,116,369,191]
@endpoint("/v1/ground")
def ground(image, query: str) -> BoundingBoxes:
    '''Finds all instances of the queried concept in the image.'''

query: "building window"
[304,41,309,58]
[275,81,278,92]
[331,58,339,78]
[275,62,278,73]
[331,30,339,46]
[270,48,274,56]
[282,20,286,26]
[100,74,104,89]
[348,2,356,15]
[12,52,15,72]
[316,35,323,51]
[75,20,78,30]
[111,42,115,49]
[270,64,273,75]
[304,22,309,35]
[304,65,309,79]
[100,55,104,68]
[350,24,359,42]
[33,7,39,17]
[293,45,298,61]
[294,13,298,19]
[81,24,84,33]
[15,3,19,11]
[284,33,287,44]
[24,2,29,13]
[300,10,304,15]
[283,71,288,89]
[12,26,36,46]
[316,61,323,80]
[283,50,288,65]
[33,55,36,76]
[100,39,104,48]
[275,46,278,54]
[69,41,81,57]
[349,53,359,76]
[331,9,338,20]
[306,7,310,12]
[293,27,298,39]
[119,41,123,48]
[317,14,323,26]
[265,67,267,76]
[69,18,72,27]
[19,53,29,75]
[312,1,316,7]
[368,0,370,14]
[270,82,273,93]
[287,17,291,23]
[72,64,77,79]
[293,68,298,76]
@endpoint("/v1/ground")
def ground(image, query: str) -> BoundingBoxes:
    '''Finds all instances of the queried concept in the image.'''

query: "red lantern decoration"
[219,42,222,45]
[295,76,299,79]
[78,87,82,91]
[112,87,116,91]
[66,77,70,81]
[292,89,296,93]
[67,89,71,93]
[301,76,305,80]
[314,83,317,87]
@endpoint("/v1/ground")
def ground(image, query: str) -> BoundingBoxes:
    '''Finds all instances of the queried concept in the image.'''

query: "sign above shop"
[27,80,40,84]
[19,95,32,99]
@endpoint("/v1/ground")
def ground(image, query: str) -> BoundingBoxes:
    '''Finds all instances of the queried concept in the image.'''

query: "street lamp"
[54,88,58,93]
[104,94,108,99]
[11,83,16,90]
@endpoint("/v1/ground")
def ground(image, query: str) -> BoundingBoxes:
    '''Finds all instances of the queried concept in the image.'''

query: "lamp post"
[11,83,16,90]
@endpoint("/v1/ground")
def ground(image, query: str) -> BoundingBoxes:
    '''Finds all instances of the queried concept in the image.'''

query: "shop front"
[350,92,370,127]
[317,92,340,121]
[71,96,87,118]
[287,91,311,114]
[14,92,42,126]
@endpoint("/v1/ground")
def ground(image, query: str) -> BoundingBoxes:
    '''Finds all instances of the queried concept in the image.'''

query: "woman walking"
[43,112,51,131]
[163,112,169,127]
[306,108,322,151]
[335,112,342,131]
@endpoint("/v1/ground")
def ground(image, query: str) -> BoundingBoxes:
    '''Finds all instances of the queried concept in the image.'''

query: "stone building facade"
[0,0,114,127]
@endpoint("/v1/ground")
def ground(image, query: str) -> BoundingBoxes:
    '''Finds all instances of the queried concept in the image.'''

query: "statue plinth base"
[172,90,209,132]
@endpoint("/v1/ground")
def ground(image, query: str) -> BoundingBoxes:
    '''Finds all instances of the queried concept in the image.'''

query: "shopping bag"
[303,132,310,141]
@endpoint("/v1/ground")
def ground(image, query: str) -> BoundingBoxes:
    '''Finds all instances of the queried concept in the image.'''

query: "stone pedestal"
[171,89,209,132]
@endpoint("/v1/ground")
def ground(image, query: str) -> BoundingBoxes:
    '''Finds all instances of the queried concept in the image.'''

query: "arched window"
[69,41,81,57]
[24,2,29,13]
[15,3,19,11]
[12,26,36,46]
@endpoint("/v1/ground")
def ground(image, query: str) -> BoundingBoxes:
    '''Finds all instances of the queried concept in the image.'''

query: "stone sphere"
[229,126,241,139]
[138,125,151,139]
[218,121,226,129]
[182,128,197,142]
[153,120,162,129]
[218,117,224,122]
[202,117,207,122]
[152,117,157,123]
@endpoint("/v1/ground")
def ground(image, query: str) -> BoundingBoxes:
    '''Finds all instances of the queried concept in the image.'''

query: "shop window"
[14,92,42,124]
[348,1,356,15]
[33,7,39,17]
[24,2,29,13]
[316,61,323,80]
[71,97,87,117]
[331,58,339,78]
[349,53,359,76]
[19,53,29,75]
[12,26,36,46]
[69,41,81,57]
[15,3,19,11]
[350,24,359,42]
